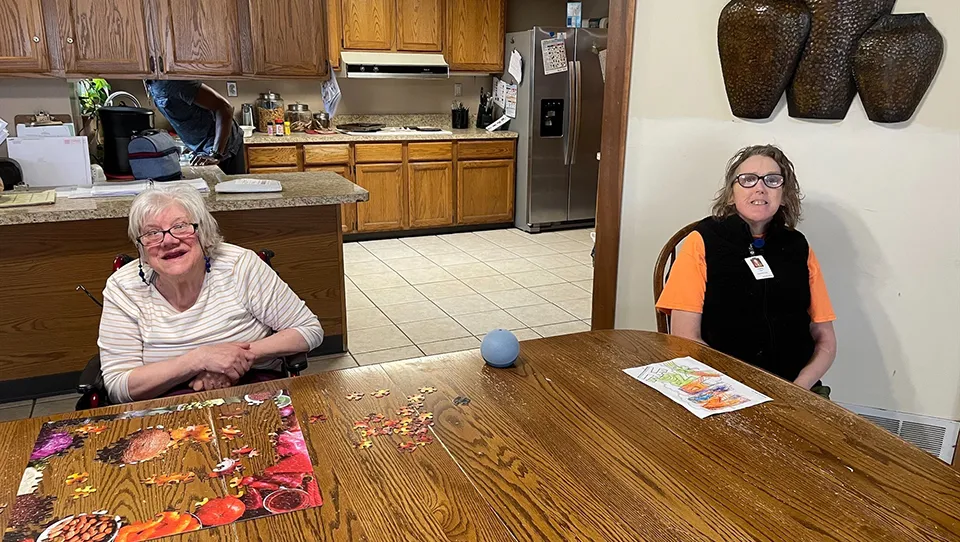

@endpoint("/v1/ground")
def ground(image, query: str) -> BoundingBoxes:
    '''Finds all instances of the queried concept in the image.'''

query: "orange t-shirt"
[655,231,836,323]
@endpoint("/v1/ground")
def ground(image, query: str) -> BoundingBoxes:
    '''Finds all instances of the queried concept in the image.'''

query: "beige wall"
[616,0,960,420]
[0,79,76,157]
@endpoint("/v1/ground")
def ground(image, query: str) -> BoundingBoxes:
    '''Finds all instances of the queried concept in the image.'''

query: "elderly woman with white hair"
[97,184,323,403]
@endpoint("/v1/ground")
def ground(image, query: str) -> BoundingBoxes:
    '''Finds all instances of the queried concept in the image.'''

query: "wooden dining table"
[1,330,958,541]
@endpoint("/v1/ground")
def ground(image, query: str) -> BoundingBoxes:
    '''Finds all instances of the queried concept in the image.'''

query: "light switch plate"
[226,81,238,97]
[454,83,462,97]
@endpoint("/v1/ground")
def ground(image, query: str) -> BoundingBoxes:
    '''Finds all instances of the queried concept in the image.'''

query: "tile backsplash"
[109,76,491,130]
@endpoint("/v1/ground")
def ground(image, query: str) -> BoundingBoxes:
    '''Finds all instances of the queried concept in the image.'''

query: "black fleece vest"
[696,215,815,382]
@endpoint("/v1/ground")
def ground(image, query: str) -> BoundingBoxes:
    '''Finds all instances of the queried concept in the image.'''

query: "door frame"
[590,0,637,330]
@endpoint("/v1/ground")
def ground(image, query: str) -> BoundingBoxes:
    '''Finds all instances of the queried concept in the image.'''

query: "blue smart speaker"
[480,329,520,368]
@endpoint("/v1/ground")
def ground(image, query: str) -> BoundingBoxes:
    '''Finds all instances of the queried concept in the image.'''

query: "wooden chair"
[653,221,699,333]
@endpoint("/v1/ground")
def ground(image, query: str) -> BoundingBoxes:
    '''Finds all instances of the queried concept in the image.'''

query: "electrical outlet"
[454,83,462,97]
[226,81,238,97]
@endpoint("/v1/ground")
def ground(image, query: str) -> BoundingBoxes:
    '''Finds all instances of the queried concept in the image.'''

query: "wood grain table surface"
[1,330,958,541]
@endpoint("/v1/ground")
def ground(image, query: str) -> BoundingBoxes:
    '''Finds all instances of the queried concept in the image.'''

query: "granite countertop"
[0,166,368,226]
[244,127,518,145]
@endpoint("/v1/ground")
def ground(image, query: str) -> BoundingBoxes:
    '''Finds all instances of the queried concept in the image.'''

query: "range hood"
[341,51,449,79]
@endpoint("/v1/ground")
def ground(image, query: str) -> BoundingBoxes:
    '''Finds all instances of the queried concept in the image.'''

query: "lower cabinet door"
[355,163,404,232]
[306,165,356,233]
[407,161,454,228]
[457,159,515,224]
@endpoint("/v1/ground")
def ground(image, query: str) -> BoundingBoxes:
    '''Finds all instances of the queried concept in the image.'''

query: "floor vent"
[838,403,959,464]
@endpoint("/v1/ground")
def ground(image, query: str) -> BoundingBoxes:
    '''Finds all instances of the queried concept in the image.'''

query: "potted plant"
[75,78,111,163]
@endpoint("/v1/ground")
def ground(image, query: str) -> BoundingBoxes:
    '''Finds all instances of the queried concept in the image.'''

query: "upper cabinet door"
[0,0,50,73]
[56,0,154,76]
[341,0,393,50]
[446,0,504,72]
[248,0,328,76]
[155,0,241,76]
[397,0,442,52]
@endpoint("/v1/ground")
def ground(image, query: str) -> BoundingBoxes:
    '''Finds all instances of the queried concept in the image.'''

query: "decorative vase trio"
[718,0,944,123]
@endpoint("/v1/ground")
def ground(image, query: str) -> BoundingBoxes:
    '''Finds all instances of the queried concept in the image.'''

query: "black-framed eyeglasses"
[735,173,785,189]
[137,222,198,246]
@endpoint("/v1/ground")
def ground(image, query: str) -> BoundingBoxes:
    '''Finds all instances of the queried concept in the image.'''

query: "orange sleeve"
[656,231,707,315]
[807,247,836,323]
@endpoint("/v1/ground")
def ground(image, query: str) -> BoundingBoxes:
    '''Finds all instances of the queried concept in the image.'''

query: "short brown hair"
[711,144,803,229]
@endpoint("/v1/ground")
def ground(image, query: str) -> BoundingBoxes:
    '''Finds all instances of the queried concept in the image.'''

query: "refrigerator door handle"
[571,60,583,165]
[564,60,576,166]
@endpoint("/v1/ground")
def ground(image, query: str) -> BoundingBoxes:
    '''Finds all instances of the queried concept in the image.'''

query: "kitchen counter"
[0,166,369,226]
[1,168,359,396]
[244,127,519,145]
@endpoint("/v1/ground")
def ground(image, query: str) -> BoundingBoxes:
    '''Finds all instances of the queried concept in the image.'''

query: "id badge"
[745,255,774,280]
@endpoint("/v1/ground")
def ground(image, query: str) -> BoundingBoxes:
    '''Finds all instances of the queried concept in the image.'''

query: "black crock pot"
[99,105,154,177]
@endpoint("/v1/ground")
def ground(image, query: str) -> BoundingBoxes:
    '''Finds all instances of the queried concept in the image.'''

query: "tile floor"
[0,227,594,422]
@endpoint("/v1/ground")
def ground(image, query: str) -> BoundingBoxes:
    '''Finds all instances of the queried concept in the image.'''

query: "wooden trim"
[590,0,637,331]
[952,431,960,472]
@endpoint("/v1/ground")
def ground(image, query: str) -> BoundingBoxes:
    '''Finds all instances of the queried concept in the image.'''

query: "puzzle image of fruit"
[2,390,321,542]
[623,357,772,419]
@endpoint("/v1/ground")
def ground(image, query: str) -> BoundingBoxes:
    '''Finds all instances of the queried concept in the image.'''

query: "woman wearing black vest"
[656,145,837,396]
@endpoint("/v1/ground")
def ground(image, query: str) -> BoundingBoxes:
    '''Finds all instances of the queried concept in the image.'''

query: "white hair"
[127,183,223,255]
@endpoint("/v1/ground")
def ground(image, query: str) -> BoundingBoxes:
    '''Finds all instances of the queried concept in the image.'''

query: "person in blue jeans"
[143,80,245,174]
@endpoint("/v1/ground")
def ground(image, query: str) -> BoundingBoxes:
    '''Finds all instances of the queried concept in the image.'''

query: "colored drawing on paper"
[624,357,771,419]
[4,389,322,542]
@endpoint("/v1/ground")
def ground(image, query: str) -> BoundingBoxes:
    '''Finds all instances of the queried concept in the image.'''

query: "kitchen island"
[0,166,368,400]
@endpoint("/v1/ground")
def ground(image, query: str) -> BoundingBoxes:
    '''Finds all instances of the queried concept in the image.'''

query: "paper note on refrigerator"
[494,78,507,108]
[505,84,518,118]
[541,37,568,75]
[509,49,523,84]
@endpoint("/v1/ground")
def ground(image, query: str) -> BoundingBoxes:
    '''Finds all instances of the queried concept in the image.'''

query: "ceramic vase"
[853,13,944,123]
[718,0,812,119]
[787,0,896,120]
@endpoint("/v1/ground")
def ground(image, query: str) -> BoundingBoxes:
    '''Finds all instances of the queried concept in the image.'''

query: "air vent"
[839,402,959,464]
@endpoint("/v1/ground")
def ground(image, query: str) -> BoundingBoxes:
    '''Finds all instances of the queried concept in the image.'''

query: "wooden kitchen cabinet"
[446,0,505,72]
[397,0,443,52]
[154,0,241,76]
[56,0,155,76]
[249,166,300,173]
[306,164,358,233]
[341,0,393,50]
[355,163,404,232]
[457,159,514,224]
[247,0,328,76]
[408,161,454,228]
[0,0,50,74]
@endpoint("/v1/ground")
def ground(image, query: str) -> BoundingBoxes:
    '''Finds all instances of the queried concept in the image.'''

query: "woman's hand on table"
[189,343,256,381]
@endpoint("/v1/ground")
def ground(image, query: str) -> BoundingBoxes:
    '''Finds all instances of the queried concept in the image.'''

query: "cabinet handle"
[149,55,156,72]
[158,56,164,72]
[33,36,40,43]
[66,37,74,44]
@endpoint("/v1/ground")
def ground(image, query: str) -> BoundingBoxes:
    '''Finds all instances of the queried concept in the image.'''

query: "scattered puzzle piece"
[71,485,97,499]
[453,396,471,406]
[373,389,390,398]
[142,472,197,486]
[220,425,243,440]
[354,439,373,450]
[309,414,327,424]
[407,394,425,404]
[418,387,437,394]
[346,393,364,401]
[231,446,259,458]
[65,472,89,486]
[397,441,418,453]
[74,423,108,435]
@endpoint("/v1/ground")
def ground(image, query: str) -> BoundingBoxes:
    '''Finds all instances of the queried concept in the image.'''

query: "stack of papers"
[63,178,208,199]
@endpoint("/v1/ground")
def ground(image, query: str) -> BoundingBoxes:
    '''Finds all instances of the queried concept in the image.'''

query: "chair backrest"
[653,221,699,333]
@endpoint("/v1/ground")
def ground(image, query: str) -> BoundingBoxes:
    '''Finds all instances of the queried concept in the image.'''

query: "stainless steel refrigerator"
[503,27,607,232]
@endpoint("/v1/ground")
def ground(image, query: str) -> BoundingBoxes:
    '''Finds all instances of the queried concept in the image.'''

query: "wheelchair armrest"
[283,352,309,375]
[78,353,105,394]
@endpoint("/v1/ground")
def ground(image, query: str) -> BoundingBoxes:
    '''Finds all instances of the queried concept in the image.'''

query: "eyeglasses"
[137,222,198,246]
[735,173,785,189]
